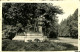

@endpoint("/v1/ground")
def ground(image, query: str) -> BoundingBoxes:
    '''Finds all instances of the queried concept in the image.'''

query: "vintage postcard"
[0,0,79,52]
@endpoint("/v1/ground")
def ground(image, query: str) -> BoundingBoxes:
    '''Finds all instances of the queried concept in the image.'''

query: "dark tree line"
[58,9,78,38]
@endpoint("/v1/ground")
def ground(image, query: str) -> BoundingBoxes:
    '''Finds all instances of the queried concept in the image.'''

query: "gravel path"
[50,37,78,47]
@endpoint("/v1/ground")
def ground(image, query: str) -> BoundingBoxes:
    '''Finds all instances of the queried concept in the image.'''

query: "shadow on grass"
[2,39,78,51]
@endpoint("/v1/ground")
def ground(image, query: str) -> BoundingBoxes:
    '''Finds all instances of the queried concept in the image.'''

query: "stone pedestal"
[25,33,45,42]
[38,26,42,33]
[13,36,25,41]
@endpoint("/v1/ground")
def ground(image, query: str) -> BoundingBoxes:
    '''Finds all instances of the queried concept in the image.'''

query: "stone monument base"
[12,36,25,41]
[13,33,47,42]
[25,33,46,42]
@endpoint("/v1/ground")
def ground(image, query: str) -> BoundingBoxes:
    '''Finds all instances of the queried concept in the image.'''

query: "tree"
[58,9,78,38]
[68,9,78,38]
[2,3,63,39]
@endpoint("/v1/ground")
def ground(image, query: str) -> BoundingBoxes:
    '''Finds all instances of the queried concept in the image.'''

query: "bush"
[49,31,58,38]
[2,25,17,40]
[27,40,32,42]
[71,34,78,39]
[34,39,40,42]
[7,32,16,40]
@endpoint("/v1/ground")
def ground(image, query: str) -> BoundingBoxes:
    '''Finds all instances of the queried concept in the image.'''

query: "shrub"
[7,32,16,40]
[2,25,17,40]
[49,31,58,38]
[34,39,40,42]
[27,40,32,42]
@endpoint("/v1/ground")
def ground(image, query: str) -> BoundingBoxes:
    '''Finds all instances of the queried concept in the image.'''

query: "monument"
[25,15,46,42]
[13,14,47,42]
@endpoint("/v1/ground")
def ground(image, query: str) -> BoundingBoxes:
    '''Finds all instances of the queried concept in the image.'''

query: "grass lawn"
[2,39,78,51]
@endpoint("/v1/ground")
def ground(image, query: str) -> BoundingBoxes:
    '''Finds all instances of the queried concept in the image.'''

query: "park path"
[50,37,78,47]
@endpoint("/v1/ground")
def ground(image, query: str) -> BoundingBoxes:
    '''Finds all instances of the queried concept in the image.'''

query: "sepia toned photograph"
[2,1,78,51]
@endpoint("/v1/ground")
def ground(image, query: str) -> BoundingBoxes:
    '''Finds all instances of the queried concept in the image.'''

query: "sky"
[53,1,78,24]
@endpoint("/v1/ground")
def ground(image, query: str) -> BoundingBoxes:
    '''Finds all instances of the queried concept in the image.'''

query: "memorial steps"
[12,36,25,41]
[13,33,47,42]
